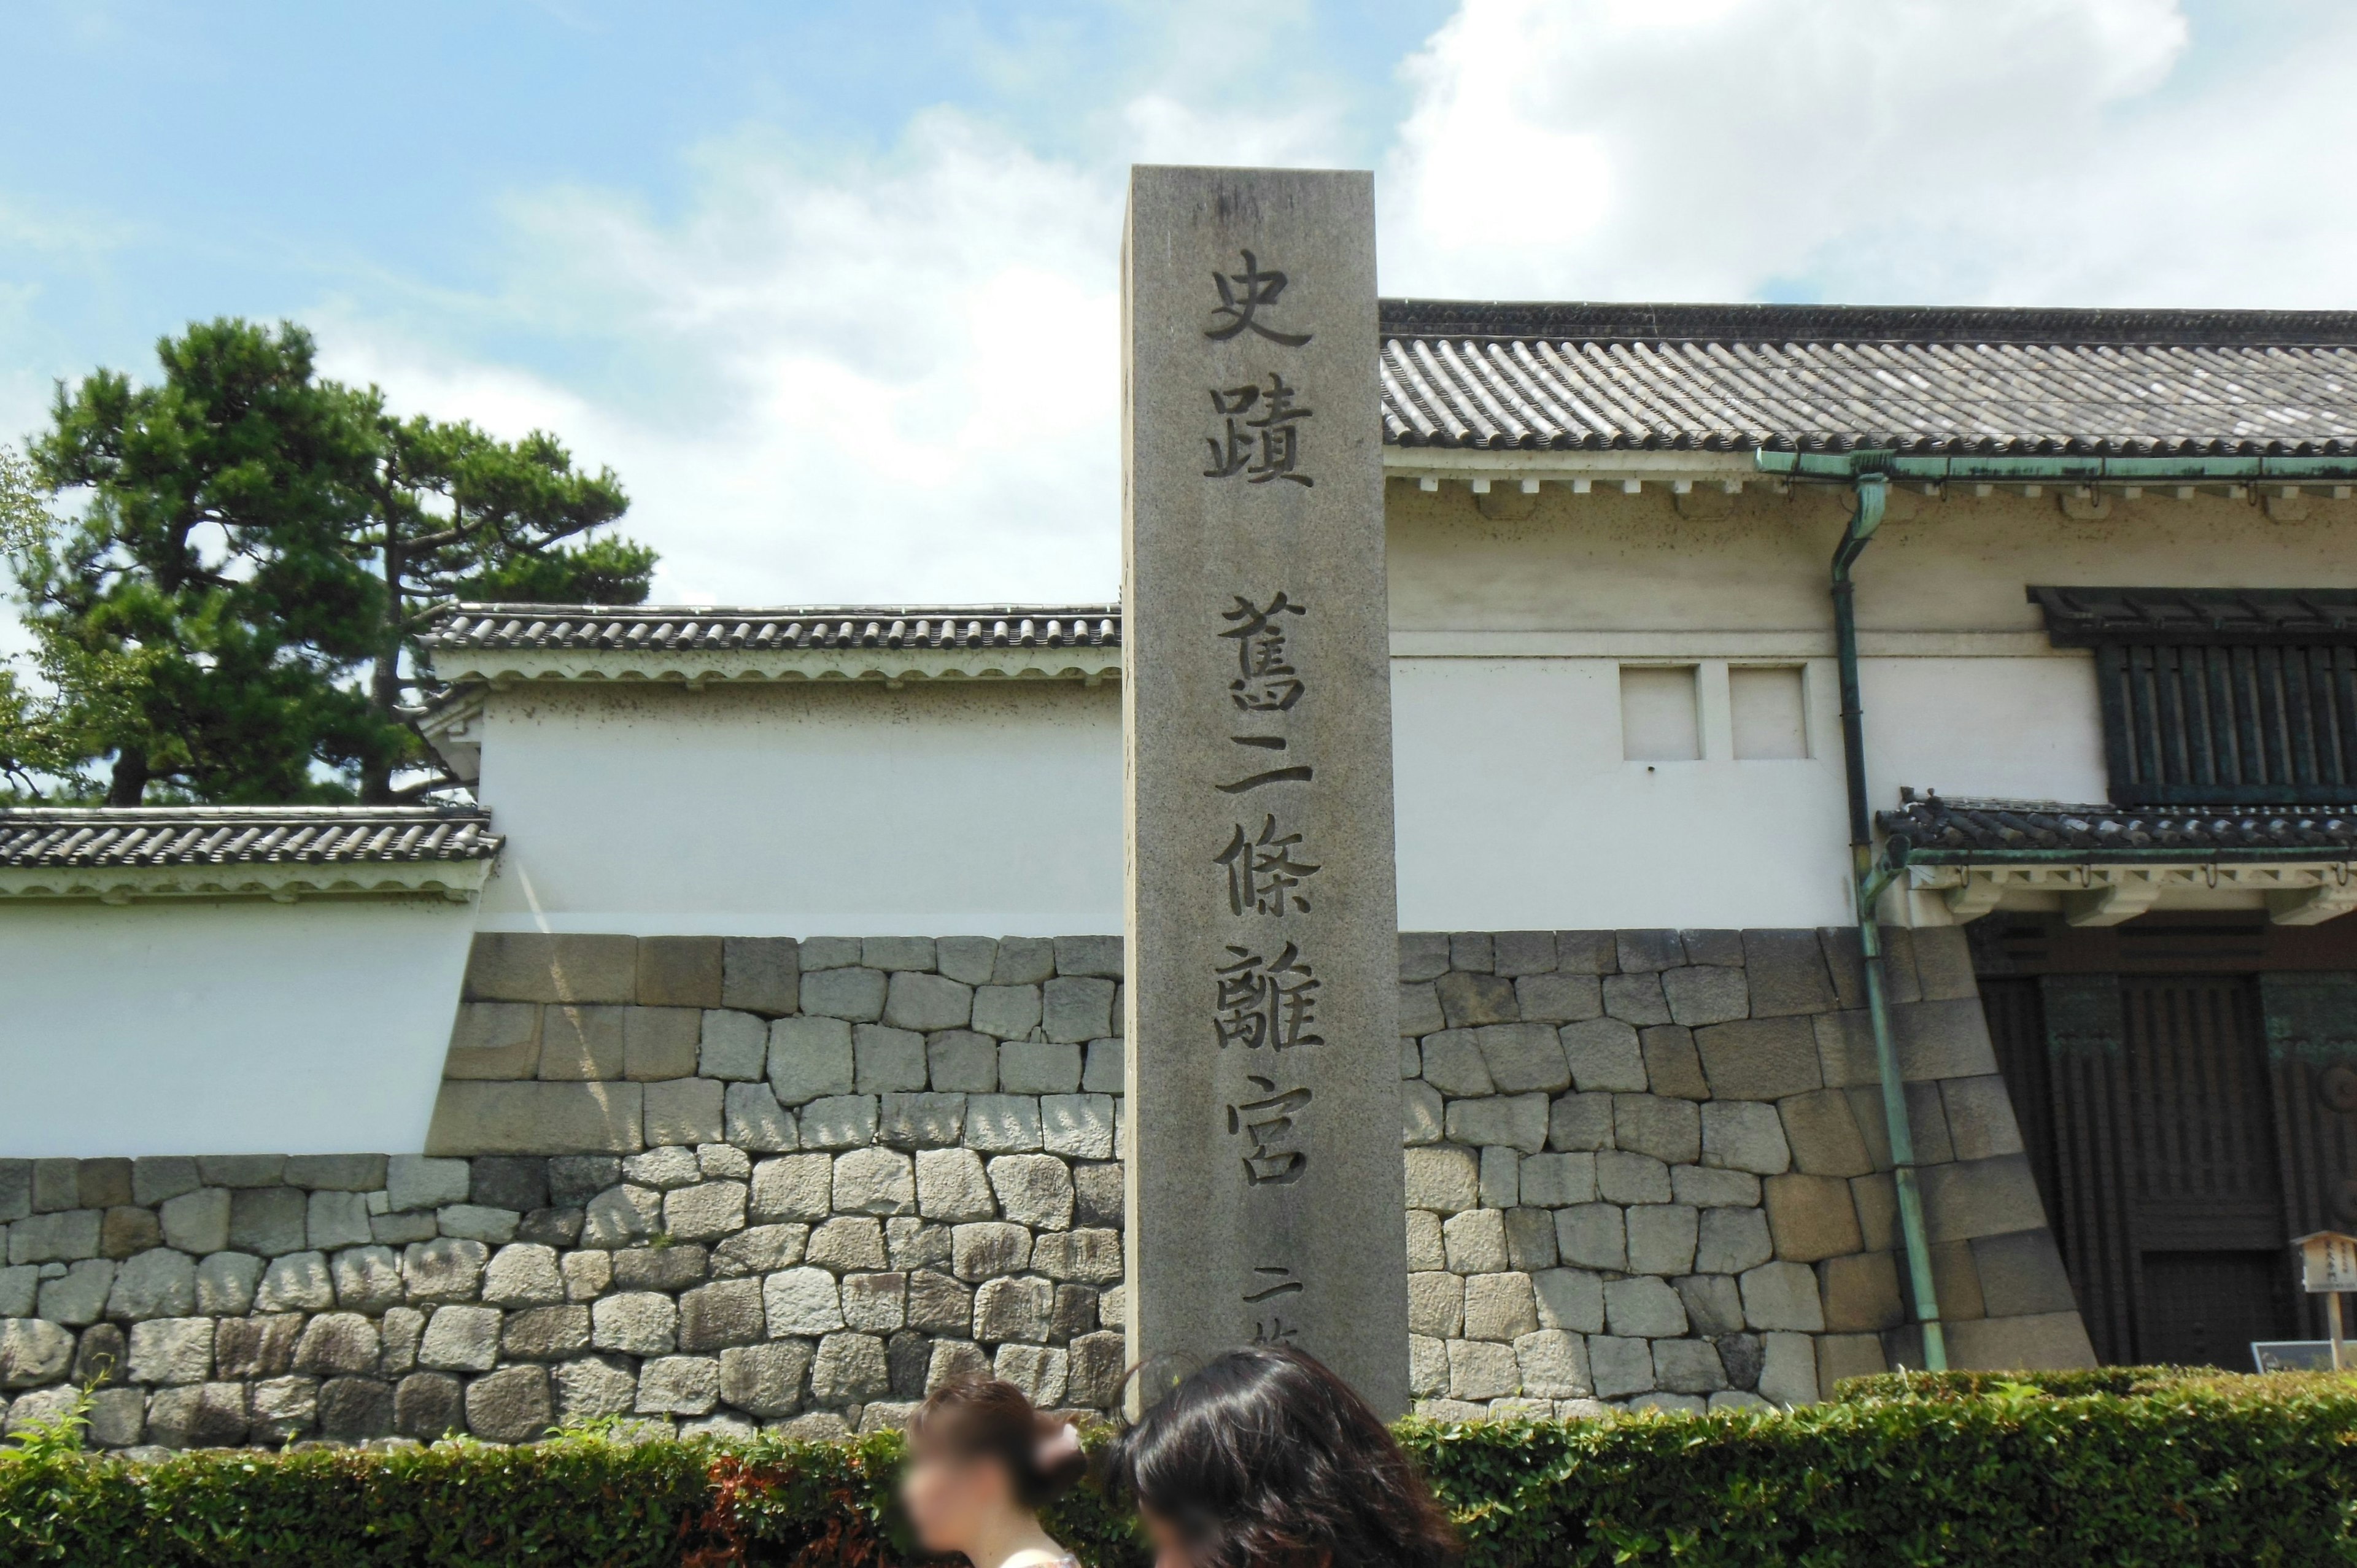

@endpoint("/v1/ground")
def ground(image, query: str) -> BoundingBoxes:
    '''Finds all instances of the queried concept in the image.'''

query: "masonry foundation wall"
[0,927,2091,1453]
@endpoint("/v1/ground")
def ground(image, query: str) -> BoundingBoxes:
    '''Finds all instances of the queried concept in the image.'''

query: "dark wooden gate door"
[1986,973,2299,1365]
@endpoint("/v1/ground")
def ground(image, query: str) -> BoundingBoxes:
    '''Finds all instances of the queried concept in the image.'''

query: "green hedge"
[7,1374,2357,1566]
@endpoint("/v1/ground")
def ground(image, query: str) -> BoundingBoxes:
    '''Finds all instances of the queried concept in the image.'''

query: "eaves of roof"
[0,806,501,904]
[427,605,1124,687]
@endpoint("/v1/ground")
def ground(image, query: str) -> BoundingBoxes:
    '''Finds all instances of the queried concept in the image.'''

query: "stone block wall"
[1396,925,2092,1419]
[0,927,2091,1452]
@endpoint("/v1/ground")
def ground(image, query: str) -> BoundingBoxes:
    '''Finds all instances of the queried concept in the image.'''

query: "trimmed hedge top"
[7,1372,2357,1567]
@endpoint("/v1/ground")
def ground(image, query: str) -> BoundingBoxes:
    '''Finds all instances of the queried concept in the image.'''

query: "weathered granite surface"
[0,926,2087,1450]
[1123,164,1406,1414]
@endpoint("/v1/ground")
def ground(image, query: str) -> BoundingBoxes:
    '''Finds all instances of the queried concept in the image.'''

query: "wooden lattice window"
[2032,586,2357,806]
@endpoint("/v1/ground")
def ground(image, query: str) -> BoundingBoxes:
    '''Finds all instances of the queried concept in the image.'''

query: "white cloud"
[1380,0,2357,309]
[322,110,1129,608]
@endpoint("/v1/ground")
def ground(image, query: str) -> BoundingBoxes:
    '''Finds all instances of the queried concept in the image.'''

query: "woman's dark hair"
[1105,1345,1458,1568]
[909,1376,1086,1508]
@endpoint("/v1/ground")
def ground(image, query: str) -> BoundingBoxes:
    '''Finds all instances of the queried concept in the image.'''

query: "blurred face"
[1140,1505,1194,1568]
[900,1440,1017,1556]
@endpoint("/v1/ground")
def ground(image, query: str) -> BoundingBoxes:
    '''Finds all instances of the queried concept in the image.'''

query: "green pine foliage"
[6,1376,2356,1567]
[2,319,650,805]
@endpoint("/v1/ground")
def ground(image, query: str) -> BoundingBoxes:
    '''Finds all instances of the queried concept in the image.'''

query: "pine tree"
[10,319,651,804]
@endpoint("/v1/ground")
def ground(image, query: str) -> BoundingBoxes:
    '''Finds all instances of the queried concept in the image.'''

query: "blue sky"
[5,0,2353,608]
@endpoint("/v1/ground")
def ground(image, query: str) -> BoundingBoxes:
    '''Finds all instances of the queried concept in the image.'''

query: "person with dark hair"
[900,1376,1090,1568]
[1104,1345,1460,1568]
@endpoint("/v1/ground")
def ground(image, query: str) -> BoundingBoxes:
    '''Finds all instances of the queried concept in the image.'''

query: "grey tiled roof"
[430,604,1122,654]
[1879,795,2357,862]
[1377,299,2357,455]
[2029,585,2357,646]
[0,806,502,868]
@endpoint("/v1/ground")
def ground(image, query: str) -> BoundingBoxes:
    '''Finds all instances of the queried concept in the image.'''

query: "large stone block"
[1587,1335,1655,1399]
[1531,1268,1606,1333]
[973,1276,1053,1343]
[751,1154,835,1224]
[1399,933,1451,983]
[1945,1311,2097,1372]
[624,1008,704,1082]
[680,1279,768,1351]
[1845,1081,1954,1170]
[644,1078,727,1148]
[444,1002,543,1080]
[1601,972,1671,1027]
[256,1252,335,1313]
[722,937,801,1017]
[389,1156,472,1212]
[1067,1330,1128,1410]
[502,1305,592,1361]
[466,1363,556,1442]
[425,1083,645,1156]
[1000,1041,1084,1095]
[554,1355,640,1423]
[147,1382,250,1448]
[107,1248,196,1322]
[1757,1330,1819,1405]
[721,1340,813,1418]
[1547,1092,1613,1152]
[1815,1331,1891,1391]
[1603,1275,1687,1337]
[1695,1207,1773,1275]
[811,1331,891,1403]
[1398,981,1446,1037]
[1663,966,1749,1027]
[1041,976,1115,1043]
[665,1180,749,1240]
[1595,1150,1671,1205]
[1654,1338,1730,1395]
[1940,1075,2026,1162]
[801,966,889,1023]
[537,1004,627,1081]
[768,1016,856,1106]
[195,1253,263,1316]
[1436,971,1518,1029]
[418,1304,502,1372]
[1639,1026,1709,1100]
[1700,1101,1792,1175]
[128,1317,214,1385]
[957,1089,1042,1150]
[465,933,637,1005]
[724,1083,799,1154]
[1041,1094,1116,1161]
[1477,1024,1571,1093]
[1779,1089,1873,1178]
[1612,1095,1701,1164]
[1695,1017,1822,1101]
[638,937,724,1008]
[1819,1251,1905,1333]
[1445,1094,1550,1153]
[806,1217,888,1272]
[195,1155,285,1188]
[1817,999,2000,1087]
[1463,1272,1539,1340]
[799,1095,880,1149]
[1442,1209,1507,1273]
[1625,1204,1699,1276]
[1445,1338,1521,1401]
[1555,1204,1626,1272]
[227,1188,307,1258]
[101,1205,161,1261]
[1554,931,1617,975]
[1419,1031,1494,1097]
[884,972,973,1033]
[1560,1018,1647,1093]
[1739,1262,1825,1332]
[1053,935,1123,979]
[1031,1228,1123,1284]
[1514,973,1603,1025]
[38,1259,114,1325]
[1919,1155,2048,1245]
[1673,1273,1746,1336]
[1519,1151,1596,1208]
[1740,930,1837,1017]
[592,1291,679,1356]
[764,1269,846,1337]
[988,1155,1074,1230]
[1403,1146,1479,1213]
[1614,930,1683,973]
[1,1318,74,1389]
[1763,1173,1863,1262]
[1972,1229,2079,1318]
[1910,927,1980,1002]
[1493,931,1557,977]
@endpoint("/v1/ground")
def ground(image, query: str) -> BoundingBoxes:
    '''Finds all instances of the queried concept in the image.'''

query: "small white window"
[1621,665,1701,761]
[1730,665,1808,759]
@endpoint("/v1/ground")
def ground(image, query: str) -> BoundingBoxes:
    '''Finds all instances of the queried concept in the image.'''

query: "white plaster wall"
[473,680,1125,936]
[0,897,473,1157]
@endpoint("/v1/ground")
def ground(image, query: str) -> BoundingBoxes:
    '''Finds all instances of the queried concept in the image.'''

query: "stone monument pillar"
[1121,165,1407,1415]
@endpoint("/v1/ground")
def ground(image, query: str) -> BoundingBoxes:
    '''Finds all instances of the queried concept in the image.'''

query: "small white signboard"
[2294,1231,2357,1294]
